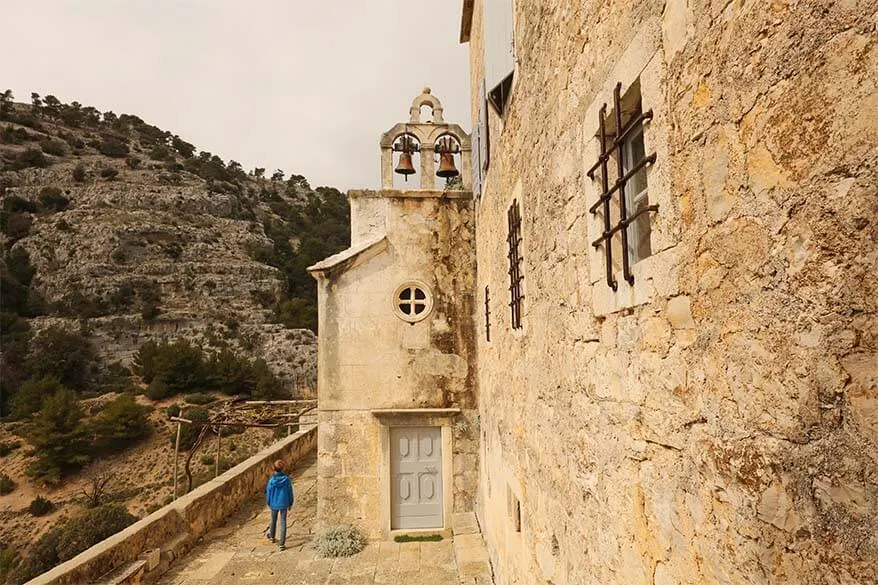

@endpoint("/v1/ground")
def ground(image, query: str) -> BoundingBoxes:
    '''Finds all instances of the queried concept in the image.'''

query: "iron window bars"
[586,82,658,290]
[484,285,491,342]
[398,285,428,316]
[507,200,524,329]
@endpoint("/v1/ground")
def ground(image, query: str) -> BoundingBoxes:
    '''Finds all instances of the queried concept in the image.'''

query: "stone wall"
[466,1,876,584]
[27,426,316,585]
[313,189,479,538]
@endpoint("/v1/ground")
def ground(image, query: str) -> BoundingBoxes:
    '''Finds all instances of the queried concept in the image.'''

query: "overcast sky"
[2,1,471,191]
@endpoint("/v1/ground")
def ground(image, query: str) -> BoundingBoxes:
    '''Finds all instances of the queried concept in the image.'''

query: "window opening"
[393,281,433,323]
[419,104,433,123]
[623,123,651,263]
[586,81,657,289]
[489,73,514,119]
[507,486,521,533]
[507,200,523,329]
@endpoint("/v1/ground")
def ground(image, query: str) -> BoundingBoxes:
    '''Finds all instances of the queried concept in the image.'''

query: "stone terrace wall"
[468,0,876,584]
[27,426,316,585]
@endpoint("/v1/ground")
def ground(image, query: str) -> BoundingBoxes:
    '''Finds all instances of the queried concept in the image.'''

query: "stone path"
[158,456,493,585]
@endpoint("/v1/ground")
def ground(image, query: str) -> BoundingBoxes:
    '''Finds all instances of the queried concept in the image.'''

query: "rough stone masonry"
[463,0,876,584]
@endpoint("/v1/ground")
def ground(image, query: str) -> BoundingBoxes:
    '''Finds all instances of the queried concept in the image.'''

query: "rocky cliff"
[1,97,348,397]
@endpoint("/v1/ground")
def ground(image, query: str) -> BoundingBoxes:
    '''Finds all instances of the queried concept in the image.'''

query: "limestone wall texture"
[313,189,478,538]
[27,426,316,585]
[467,1,876,584]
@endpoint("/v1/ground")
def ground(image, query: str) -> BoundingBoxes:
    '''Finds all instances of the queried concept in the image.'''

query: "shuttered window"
[484,0,515,95]
[472,80,491,200]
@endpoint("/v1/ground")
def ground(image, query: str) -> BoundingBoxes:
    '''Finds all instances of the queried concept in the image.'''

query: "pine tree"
[27,388,89,483]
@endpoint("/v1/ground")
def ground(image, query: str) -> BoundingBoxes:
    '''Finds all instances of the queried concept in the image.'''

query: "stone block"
[666,295,695,329]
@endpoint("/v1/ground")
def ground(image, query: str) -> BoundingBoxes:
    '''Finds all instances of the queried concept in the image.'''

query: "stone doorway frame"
[372,408,459,539]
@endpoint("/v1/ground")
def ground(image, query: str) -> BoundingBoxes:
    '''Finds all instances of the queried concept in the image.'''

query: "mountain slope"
[1,92,350,401]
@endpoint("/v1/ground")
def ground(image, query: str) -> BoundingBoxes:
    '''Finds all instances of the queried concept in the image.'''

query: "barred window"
[507,200,523,329]
[587,80,657,289]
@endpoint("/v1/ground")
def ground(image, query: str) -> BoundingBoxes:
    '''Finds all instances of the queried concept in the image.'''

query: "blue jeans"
[269,508,287,547]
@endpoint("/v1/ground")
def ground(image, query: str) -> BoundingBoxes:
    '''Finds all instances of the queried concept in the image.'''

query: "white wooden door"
[391,427,443,529]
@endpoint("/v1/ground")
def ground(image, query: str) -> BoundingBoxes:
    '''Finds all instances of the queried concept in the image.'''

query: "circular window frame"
[393,280,434,323]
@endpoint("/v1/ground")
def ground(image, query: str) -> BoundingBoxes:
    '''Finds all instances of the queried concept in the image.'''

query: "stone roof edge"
[349,189,472,200]
[306,234,389,274]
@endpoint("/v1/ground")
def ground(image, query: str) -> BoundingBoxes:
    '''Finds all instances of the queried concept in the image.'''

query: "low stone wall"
[27,425,317,585]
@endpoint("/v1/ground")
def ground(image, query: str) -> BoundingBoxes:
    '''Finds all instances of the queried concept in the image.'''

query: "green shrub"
[28,496,55,516]
[1,212,32,241]
[166,403,181,419]
[51,290,108,319]
[148,145,171,161]
[146,378,170,401]
[0,547,18,581]
[26,388,89,483]
[199,455,215,466]
[94,361,135,395]
[12,504,137,581]
[10,376,66,419]
[162,242,182,259]
[7,527,59,583]
[15,148,49,169]
[184,393,215,405]
[72,164,86,182]
[141,302,160,321]
[108,283,135,309]
[110,248,127,263]
[0,441,21,457]
[100,167,118,180]
[394,533,443,543]
[87,393,151,453]
[2,195,37,214]
[1,125,32,144]
[97,137,129,158]
[57,505,136,560]
[38,186,70,212]
[39,139,65,156]
[0,473,15,495]
[314,525,365,558]
[124,156,141,169]
[26,326,95,390]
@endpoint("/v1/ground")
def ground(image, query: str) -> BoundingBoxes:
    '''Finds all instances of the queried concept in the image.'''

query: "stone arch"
[409,87,444,124]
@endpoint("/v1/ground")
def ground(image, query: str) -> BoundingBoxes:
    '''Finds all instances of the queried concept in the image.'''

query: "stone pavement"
[158,456,493,585]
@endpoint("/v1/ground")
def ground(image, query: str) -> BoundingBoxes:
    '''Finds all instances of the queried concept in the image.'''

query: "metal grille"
[484,285,491,342]
[586,82,658,289]
[507,199,523,329]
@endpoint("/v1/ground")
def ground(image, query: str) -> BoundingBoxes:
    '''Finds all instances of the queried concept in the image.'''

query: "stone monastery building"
[311,1,877,583]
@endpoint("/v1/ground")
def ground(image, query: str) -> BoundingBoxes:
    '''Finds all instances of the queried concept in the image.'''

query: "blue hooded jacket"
[265,471,294,511]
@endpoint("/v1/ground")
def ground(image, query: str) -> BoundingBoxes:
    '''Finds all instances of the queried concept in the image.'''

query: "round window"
[393,281,433,323]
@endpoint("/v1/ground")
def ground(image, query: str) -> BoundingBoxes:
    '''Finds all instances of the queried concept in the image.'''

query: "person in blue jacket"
[265,459,294,550]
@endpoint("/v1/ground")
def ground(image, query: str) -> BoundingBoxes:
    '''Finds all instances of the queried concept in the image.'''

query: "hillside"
[0,90,348,582]
[0,90,350,399]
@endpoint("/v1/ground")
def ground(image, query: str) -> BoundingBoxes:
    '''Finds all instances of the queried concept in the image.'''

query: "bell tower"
[379,87,472,190]
[309,86,478,539]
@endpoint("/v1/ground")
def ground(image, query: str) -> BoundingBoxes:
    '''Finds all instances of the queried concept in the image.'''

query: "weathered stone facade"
[463,1,877,584]
[310,96,478,538]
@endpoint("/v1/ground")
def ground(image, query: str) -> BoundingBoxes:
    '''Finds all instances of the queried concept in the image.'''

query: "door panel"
[391,426,443,529]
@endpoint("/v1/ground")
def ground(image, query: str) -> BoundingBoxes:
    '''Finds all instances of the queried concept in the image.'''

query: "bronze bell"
[395,152,416,176]
[437,152,459,178]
